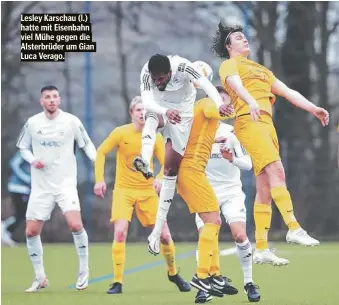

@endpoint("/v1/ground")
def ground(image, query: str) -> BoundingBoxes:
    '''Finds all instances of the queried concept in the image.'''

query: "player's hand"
[312,107,329,127]
[94,182,107,199]
[220,144,234,162]
[166,109,181,124]
[249,101,260,121]
[31,160,44,169]
[219,104,234,117]
[152,179,162,195]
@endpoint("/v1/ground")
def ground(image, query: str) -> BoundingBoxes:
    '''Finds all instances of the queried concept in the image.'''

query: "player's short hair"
[211,22,244,59]
[129,96,142,112]
[148,54,171,74]
[41,85,59,94]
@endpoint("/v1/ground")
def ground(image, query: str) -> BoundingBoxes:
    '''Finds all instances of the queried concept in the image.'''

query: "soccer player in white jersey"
[195,122,261,303]
[16,85,97,293]
[133,54,233,255]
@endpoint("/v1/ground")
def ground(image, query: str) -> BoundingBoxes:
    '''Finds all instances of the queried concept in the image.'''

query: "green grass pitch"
[2,242,338,305]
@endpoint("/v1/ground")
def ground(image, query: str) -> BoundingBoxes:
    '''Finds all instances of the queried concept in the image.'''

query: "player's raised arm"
[271,79,329,127]
[183,63,231,117]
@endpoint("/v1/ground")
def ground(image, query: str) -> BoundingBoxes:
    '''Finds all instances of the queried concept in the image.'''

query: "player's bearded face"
[228,32,250,56]
[40,90,61,114]
[151,71,171,91]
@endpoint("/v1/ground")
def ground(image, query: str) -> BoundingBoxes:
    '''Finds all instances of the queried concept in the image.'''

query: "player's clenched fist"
[31,160,44,169]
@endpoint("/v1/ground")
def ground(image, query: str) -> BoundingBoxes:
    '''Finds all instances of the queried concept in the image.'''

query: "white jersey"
[140,55,199,117]
[206,123,251,195]
[17,110,91,192]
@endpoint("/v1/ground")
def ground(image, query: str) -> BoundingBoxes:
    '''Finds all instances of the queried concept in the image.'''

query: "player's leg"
[25,192,53,293]
[160,222,191,292]
[58,188,89,290]
[221,192,259,302]
[106,188,135,294]
[148,117,192,254]
[7,193,28,238]
[135,193,190,292]
[253,172,289,266]
[148,139,183,255]
[195,213,238,298]
[264,160,319,246]
[177,168,223,298]
[134,112,164,179]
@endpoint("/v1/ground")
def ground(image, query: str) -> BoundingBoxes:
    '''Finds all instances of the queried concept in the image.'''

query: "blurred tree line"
[1,1,338,242]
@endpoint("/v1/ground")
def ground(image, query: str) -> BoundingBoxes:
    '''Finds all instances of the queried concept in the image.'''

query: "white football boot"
[286,228,320,247]
[253,249,289,266]
[76,269,89,290]
[25,277,49,293]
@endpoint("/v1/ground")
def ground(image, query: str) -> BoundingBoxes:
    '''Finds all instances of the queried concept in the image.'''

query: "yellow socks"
[209,234,221,276]
[271,186,300,230]
[197,223,220,279]
[112,241,126,283]
[254,202,272,250]
[161,241,177,276]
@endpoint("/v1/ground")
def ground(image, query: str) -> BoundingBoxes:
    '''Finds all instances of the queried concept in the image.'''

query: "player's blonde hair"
[129,96,142,113]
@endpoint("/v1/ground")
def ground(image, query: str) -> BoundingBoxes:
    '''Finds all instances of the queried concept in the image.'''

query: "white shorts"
[195,190,246,230]
[161,116,193,156]
[26,187,81,221]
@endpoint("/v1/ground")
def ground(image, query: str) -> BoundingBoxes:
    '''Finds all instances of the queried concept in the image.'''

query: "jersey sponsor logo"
[40,140,63,147]
[37,130,42,135]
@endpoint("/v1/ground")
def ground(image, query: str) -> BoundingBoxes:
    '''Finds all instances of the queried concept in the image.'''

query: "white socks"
[72,228,89,272]
[27,235,46,280]
[142,114,158,166]
[235,238,253,285]
[151,176,177,237]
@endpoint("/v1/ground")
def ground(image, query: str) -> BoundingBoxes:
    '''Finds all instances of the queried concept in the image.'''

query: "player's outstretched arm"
[272,79,329,127]
[226,75,260,121]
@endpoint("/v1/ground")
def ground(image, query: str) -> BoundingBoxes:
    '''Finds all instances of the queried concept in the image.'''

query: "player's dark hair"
[148,54,171,74]
[216,85,227,94]
[41,85,58,93]
[211,22,244,59]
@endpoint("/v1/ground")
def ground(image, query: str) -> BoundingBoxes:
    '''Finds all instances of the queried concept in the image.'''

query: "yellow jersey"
[180,98,227,172]
[219,55,276,116]
[95,123,164,190]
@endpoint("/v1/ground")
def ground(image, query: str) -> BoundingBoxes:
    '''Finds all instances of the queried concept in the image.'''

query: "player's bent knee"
[232,231,248,243]
[114,230,128,242]
[25,227,40,237]
[160,232,171,245]
[69,222,83,232]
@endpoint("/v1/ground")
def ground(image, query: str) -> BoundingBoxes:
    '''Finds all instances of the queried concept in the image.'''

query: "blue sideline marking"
[68,249,196,289]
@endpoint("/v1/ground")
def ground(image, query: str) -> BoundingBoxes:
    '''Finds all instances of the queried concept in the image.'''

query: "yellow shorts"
[111,188,158,227]
[234,114,280,176]
[177,167,219,214]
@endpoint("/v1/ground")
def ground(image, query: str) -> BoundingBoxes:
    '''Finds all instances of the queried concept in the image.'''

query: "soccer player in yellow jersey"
[94,96,190,294]
[175,87,239,302]
[212,23,330,265]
